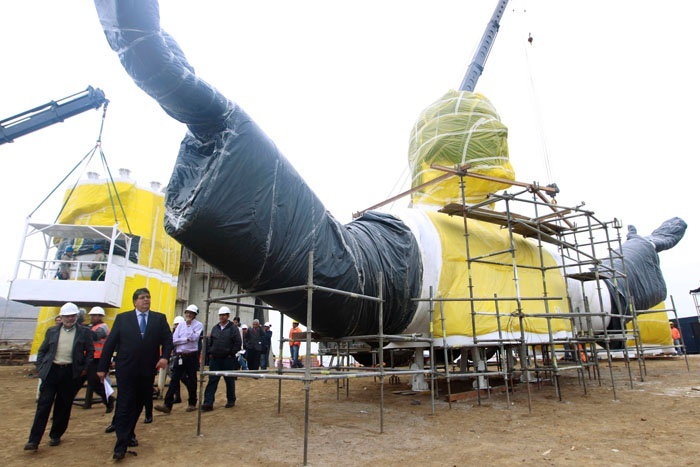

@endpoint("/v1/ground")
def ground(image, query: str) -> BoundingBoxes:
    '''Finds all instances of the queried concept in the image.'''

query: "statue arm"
[94,0,231,131]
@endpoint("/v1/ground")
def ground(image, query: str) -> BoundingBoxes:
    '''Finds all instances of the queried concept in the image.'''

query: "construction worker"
[262,322,273,370]
[202,307,242,410]
[56,246,74,280]
[83,307,114,412]
[289,321,303,368]
[670,322,683,355]
[89,245,106,281]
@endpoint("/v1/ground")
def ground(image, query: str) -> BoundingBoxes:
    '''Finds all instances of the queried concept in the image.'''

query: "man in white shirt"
[155,304,203,413]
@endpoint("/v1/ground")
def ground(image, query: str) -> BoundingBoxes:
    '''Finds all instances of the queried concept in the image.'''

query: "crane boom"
[459,0,509,92]
[0,86,107,145]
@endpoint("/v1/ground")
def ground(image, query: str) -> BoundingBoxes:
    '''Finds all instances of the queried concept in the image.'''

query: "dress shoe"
[127,437,138,447]
[201,405,213,412]
[113,451,126,460]
[24,442,38,451]
[144,416,153,424]
[105,424,116,433]
[154,404,171,414]
[185,405,197,412]
[225,402,235,408]
[49,438,61,447]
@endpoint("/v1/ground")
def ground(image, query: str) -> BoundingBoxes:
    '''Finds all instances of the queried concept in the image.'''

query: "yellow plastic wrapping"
[30,180,181,359]
[426,211,570,338]
[626,303,674,348]
[408,90,515,206]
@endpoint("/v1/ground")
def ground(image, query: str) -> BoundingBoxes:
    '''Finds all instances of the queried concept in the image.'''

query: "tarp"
[94,1,423,338]
[604,218,687,321]
[626,303,673,347]
[408,90,515,206]
[426,211,570,339]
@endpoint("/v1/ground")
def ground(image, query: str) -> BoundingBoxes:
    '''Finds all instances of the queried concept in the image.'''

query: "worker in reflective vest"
[82,307,114,412]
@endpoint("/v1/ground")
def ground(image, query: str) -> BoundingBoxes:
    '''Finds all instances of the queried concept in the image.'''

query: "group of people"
[55,244,106,281]
[234,315,274,371]
[25,288,173,459]
[25,288,303,461]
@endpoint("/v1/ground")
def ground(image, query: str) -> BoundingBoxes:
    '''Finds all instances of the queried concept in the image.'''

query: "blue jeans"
[674,339,683,355]
[203,356,236,406]
[290,344,302,368]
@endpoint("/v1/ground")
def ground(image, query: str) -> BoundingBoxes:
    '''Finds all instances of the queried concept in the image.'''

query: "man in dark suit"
[97,288,173,460]
[25,302,93,451]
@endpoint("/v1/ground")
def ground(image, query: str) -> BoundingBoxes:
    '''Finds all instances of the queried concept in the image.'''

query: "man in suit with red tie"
[97,288,173,460]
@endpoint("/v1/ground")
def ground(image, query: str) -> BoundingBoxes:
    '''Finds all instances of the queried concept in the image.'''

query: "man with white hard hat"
[24,302,94,451]
[261,322,273,370]
[238,324,249,370]
[201,306,242,411]
[156,304,203,414]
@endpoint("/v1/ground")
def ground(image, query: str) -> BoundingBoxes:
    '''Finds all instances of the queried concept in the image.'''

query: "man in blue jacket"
[25,302,93,451]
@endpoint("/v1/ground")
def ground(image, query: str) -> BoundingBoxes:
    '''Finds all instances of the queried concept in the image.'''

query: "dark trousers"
[28,364,77,443]
[76,360,108,405]
[164,353,198,407]
[246,349,261,371]
[112,370,152,454]
[203,356,236,406]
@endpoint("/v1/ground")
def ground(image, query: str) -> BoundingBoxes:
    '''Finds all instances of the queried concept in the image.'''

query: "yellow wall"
[30,180,180,359]
[428,211,570,338]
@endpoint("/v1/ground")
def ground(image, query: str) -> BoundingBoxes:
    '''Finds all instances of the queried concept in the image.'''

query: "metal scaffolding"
[190,164,681,464]
[432,165,641,406]
[195,252,435,467]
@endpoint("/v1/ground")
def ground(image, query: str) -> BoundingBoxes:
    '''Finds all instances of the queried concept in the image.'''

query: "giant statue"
[93,1,686,352]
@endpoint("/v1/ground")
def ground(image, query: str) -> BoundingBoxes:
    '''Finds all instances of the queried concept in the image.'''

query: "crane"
[0,86,107,145]
[459,0,509,92]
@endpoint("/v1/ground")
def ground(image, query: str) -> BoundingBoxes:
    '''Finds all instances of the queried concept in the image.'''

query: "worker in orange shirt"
[670,322,683,355]
[289,321,303,368]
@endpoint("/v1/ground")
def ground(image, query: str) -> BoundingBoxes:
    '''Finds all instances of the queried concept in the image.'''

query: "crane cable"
[29,102,133,235]
[518,6,556,186]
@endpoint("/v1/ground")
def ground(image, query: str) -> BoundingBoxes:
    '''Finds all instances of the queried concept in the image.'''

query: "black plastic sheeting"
[94,0,422,338]
[603,217,687,323]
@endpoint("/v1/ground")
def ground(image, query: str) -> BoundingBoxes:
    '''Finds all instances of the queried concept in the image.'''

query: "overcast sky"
[1,1,699,318]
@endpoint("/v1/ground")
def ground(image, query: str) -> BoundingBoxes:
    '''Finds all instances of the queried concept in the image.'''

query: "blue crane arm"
[459,0,509,92]
[0,86,107,145]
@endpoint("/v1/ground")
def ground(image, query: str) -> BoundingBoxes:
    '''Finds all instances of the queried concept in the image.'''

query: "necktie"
[139,313,146,336]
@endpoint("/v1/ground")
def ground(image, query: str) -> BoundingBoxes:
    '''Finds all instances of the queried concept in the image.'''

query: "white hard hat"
[88,306,106,316]
[185,304,199,314]
[173,316,185,324]
[264,322,271,327]
[218,306,232,315]
[60,302,79,316]
[241,324,248,329]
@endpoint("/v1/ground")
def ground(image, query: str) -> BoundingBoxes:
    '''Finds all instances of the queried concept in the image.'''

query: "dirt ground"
[1,356,699,467]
